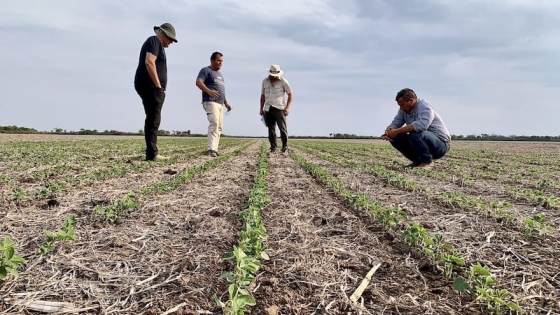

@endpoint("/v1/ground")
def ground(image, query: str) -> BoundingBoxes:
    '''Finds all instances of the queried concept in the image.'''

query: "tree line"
[326,132,560,141]
[0,125,196,137]
[0,125,559,141]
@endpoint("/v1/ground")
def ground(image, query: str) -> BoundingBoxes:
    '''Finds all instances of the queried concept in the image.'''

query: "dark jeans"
[391,131,450,165]
[263,107,288,150]
[135,85,165,160]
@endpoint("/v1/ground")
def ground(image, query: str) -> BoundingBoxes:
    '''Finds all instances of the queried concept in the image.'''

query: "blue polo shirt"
[197,66,225,104]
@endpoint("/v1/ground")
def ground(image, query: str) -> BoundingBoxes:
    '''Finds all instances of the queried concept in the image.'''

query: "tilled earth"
[1,137,559,315]
[291,148,559,315]
[253,152,476,314]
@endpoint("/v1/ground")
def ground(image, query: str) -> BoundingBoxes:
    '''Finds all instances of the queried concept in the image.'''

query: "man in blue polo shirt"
[196,52,232,157]
[382,88,451,169]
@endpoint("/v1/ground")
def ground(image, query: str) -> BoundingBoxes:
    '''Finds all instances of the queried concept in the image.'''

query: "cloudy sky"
[1,0,559,137]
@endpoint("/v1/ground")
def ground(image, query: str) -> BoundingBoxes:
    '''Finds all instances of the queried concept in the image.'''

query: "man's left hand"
[225,104,232,112]
[284,108,290,116]
[385,129,400,139]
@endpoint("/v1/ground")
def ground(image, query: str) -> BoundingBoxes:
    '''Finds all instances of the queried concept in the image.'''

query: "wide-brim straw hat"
[267,64,283,77]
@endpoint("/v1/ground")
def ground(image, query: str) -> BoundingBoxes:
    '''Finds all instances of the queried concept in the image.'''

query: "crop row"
[292,143,556,236]
[215,144,270,314]
[288,150,521,314]
[295,141,560,192]
[1,142,254,301]
[94,142,252,224]
[0,140,249,205]
[294,141,560,215]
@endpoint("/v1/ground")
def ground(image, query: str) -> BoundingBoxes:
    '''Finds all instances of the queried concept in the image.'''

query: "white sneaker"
[418,162,434,169]
[153,154,170,161]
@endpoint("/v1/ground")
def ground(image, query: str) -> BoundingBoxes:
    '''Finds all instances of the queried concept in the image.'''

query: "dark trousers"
[135,85,165,159]
[263,107,288,150]
[390,131,449,165]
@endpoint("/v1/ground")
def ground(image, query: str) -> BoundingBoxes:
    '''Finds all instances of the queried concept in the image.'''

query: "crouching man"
[382,88,451,169]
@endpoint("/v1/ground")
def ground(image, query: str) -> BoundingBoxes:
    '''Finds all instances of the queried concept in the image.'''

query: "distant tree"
[0,125,38,134]
[171,130,192,137]
[77,128,98,135]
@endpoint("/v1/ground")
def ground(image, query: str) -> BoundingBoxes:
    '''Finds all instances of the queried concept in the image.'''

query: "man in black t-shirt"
[134,23,177,161]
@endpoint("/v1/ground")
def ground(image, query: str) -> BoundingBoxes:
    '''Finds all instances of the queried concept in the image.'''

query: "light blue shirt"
[389,99,451,143]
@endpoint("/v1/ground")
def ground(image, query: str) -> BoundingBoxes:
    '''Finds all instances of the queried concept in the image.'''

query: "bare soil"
[1,137,559,314]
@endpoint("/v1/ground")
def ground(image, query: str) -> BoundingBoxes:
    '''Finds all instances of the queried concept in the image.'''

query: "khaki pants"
[202,101,223,151]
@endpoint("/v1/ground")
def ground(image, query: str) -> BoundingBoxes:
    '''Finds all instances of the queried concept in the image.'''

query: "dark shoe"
[281,146,288,153]
[269,147,277,153]
[208,150,218,157]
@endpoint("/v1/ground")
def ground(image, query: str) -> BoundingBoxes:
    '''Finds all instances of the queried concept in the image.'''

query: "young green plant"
[0,236,27,280]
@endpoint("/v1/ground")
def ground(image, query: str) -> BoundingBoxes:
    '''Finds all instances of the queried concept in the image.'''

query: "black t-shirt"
[134,36,167,89]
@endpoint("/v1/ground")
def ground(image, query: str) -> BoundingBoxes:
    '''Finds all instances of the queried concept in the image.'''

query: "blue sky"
[1,0,559,136]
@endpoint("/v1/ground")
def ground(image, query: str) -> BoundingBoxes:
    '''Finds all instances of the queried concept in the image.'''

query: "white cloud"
[0,0,559,136]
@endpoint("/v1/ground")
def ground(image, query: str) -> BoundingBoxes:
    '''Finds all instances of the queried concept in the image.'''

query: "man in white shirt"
[259,64,293,153]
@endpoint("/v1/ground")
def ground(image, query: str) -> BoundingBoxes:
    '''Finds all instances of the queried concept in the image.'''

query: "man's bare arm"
[145,53,161,88]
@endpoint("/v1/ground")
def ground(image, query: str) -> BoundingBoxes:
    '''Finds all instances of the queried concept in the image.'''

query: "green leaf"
[236,294,256,307]
[228,284,239,299]
[453,277,469,292]
[423,236,434,246]
[212,294,226,308]
[442,243,454,250]
[221,251,235,260]
[4,246,14,260]
[238,288,251,296]
[56,231,67,240]
[260,251,270,260]
[471,263,491,276]
[452,257,465,266]
[10,256,27,265]
[239,274,255,286]
[43,230,55,240]
[7,268,18,277]
[0,266,8,280]
[40,245,54,255]
[218,272,236,282]
[234,247,247,259]
[506,302,522,311]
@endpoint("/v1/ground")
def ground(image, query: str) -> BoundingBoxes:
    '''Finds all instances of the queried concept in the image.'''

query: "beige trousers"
[202,101,223,151]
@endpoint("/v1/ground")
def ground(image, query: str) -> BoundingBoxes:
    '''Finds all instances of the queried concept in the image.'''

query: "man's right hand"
[208,90,220,99]
[259,109,264,116]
